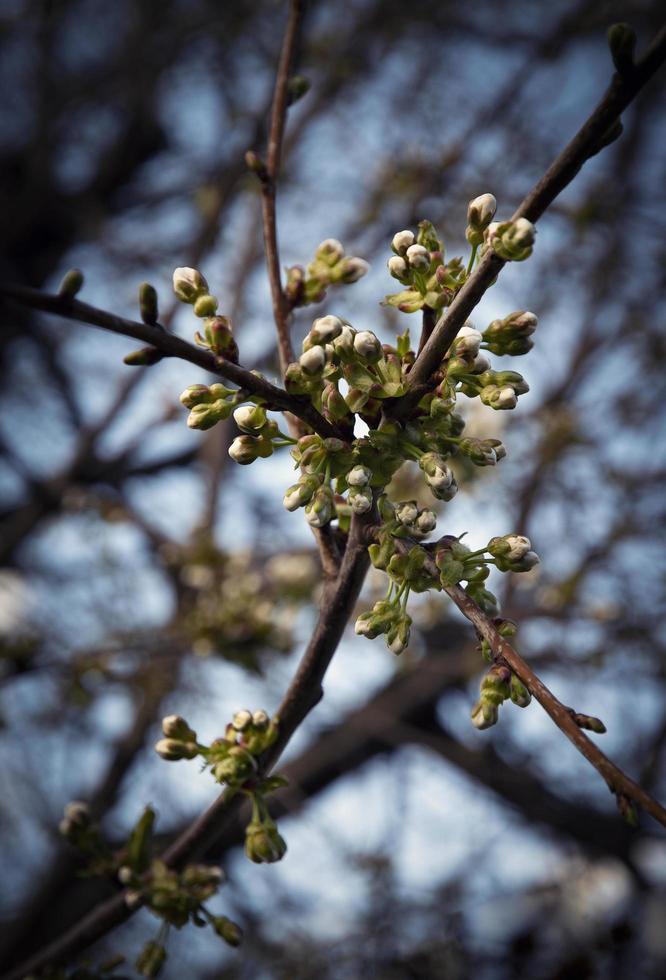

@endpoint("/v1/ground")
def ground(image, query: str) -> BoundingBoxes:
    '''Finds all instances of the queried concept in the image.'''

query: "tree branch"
[0,283,344,441]
[1,512,372,980]
[393,26,666,414]
[258,0,305,376]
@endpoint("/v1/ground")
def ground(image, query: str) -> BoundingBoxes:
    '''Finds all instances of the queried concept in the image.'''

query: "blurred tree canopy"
[1,0,665,978]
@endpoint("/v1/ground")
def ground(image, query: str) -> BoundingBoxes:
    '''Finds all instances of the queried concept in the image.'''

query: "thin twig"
[258,0,305,377]
[0,283,344,441]
[375,531,666,829]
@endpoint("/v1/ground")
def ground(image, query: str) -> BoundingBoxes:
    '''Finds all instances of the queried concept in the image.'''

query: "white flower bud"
[332,324,356,353]
[511,218,536,246]
[252,709,270,729]
[504,534,531,560]
[467,193,497,229]
[347,465,372,487]
[496,386,518,409]
[387,255,408,279]
[353,330,382,361]
[316,238,344,263]
[405,243,430,269]
[354,615,373,636]
[454,324,482,358]
[228,436,260,464]
[172,267,209,303]
[299,345,327,375]
[415,510,437,535]
[233,404,266,433]
[124,890,143,910]
[310,315,343,343]
[340,257,369,283]
[63,801,90,826]
[396,501,419,525]
[118,866,134,884]
[471,354,491,374]
[232,709,253,731]
[391,230,415,255]
[349,486,373,514]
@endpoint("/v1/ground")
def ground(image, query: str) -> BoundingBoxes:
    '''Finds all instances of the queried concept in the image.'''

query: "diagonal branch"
[378,531,666,830]
[0,283,343,441]
[392,26,666,416]
[0,512,372,980]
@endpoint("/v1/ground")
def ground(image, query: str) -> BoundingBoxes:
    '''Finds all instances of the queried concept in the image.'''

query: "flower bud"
[452,324,482,359]
[419,453,458,501]
[228,435,267,465]
[63,801,90,829]
[193,294,218,318]
[332,324,356,353]
[396,501,419,526]
[305,485,334,527]
[414,509,437,536]
[244,820,287,863]
[299,345,327,376]
[211,915,243,947]
[347,464,372,487]
[172,267,209,303]
[391,230,415,255]
[480,385,517,410]
[233,404,267,434]
[353,330,382,362]
[348,485,373,514]
[470,700,499,730]
[315,239,345,265]
[154,738,198,761]
[387,255,408,279]
[340,257,369,283]
[252,709,270,729]
[405,243,430,269]
[162,715,197,742]
[309,314,343,344]
[232,709,253,731]
[467,193,497,232]
[490,219,536,261]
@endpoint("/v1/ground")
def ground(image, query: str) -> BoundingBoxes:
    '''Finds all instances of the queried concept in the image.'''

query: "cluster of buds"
[482,310,538,356]
[394,500,437,538]
[470,663,532,730]
[155,711,288,865]
[121,858,225,927]
[487,534,540,572]
[179,383,244,431]
[285,239,369,307]
[228,407,291,465]
[355,598,413,656]
[385,220,465,313]
[172,267,239,360]
[418,452,458,502]
[484,217,536,262]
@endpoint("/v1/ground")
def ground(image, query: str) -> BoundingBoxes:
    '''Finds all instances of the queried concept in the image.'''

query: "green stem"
[466,244,478,277]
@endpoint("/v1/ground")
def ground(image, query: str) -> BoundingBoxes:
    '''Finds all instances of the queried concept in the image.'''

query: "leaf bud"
[607,23,636,74]
[123,346,164,367]
[57,268,84,298]
[510,674,532,708]
[211,914,243,947]
[138,282,159,325]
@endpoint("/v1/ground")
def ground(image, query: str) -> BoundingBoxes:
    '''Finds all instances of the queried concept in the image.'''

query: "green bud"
[244,150,268,181]
[138,282,159,325]
[154,738,198,761]
[244,820,287,864]
[607,23,636,74]
[489,218,536,261]
[287,74,311,104]
[573,712,606,734]
[193,294,219,317]
[212,746,257,785]
[211,914,243,946]
[509,674,531,708]
[123,346,164,367]
[136,941,167,979]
